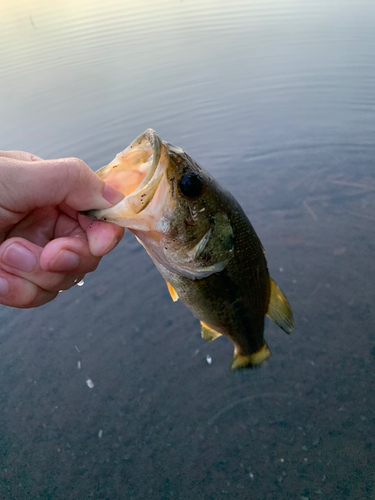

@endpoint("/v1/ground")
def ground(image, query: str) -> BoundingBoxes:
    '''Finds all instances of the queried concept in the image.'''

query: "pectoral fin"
[200,322,222,342]
[166,281,179,302]
[266,279,294,334]
[231,343,271,370]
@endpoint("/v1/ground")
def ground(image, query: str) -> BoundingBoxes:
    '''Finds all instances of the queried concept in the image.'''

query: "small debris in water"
[76,279,85,287]
[206,355,212,365]
[279,267,284,272]
[98,429,103,438]
[77,361,81,370]
[75,345,80,353]
[333,246,346,256]
[249,472,254,480]
[86,378,94,389]
[280,458,284,463]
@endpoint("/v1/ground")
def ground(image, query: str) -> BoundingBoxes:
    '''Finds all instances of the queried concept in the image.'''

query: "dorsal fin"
[200,321,222,342]
[266,279,294,333]
[166,281,179,302]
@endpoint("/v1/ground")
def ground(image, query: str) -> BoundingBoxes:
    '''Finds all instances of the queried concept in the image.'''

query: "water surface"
[0,0,374,498]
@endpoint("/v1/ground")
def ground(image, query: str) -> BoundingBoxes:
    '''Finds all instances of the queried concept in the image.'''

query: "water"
[1,0,375,498]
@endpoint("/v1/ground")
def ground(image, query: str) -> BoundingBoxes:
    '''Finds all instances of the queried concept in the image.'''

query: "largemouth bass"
[87,129,294,369]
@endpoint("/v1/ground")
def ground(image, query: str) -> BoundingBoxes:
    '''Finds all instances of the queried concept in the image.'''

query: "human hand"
[0,150,125,308]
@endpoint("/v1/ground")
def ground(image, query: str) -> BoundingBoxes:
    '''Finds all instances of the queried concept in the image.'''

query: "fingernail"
[50,250,80,272]
[2,243,37,272]
[0,277,9,296]
[102,184,124,205]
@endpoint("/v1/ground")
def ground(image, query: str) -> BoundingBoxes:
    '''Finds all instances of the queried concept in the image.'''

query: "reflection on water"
[0,0,374,498]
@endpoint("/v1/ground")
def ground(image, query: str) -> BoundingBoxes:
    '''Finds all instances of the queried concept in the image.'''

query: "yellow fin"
[166,281,179,302]
[266,279,294,334]
[231,343,271,370]
[200,322,222,342]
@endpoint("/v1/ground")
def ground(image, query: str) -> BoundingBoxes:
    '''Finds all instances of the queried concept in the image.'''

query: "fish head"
[87,129,234,279]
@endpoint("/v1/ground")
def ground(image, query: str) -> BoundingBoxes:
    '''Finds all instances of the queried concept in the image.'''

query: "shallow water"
[1,0,375,498]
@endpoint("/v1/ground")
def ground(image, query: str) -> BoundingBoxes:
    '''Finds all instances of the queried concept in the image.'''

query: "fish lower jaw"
[85,206,159,231]
[109,217,157,231]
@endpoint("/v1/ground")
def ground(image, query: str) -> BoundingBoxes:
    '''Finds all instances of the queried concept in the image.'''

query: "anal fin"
[200,321,222,342]
[231,343,271,370]
[166,281,179,302]
[266,279,294,334]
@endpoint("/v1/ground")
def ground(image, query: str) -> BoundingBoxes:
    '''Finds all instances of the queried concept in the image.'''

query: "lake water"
[1,0,375,498]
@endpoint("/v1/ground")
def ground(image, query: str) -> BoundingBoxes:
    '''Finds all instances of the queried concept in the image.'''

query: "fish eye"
[178,173,203,198]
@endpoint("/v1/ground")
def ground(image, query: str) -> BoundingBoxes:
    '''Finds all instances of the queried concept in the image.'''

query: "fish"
[86,129,294,369]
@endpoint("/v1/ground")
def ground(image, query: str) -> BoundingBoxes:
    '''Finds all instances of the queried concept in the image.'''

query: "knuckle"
[8,282,40,308]
[19,284,42,308]
[0,276,55,309]
[63,158,92,197]
[0,273,60,309]
[71,157,87,173]
[21,287,57,308]
[65,158,82,185]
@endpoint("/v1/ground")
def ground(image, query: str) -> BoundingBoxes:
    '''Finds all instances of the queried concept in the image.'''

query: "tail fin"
[266,279,294,334]
[231,343,271,370]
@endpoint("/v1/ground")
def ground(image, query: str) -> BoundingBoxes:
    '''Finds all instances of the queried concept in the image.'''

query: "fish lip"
[129,128,162,193]
[121,129,165,213]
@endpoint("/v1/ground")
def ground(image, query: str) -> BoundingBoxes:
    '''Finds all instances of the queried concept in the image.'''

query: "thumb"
[0,156,124,213]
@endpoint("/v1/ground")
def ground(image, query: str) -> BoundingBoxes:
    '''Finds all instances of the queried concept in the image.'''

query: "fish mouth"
[85,129,171,231]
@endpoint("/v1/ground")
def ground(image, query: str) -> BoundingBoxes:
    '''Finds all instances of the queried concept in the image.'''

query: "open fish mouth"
[85,129,171,231]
